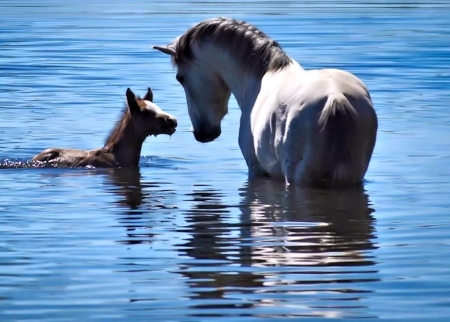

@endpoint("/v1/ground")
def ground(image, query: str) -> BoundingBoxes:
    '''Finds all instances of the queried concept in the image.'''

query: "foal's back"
[33,148,115,167]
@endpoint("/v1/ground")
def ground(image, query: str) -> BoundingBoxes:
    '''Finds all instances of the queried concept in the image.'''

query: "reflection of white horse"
[238,177,376,268]
[154,17,378,187]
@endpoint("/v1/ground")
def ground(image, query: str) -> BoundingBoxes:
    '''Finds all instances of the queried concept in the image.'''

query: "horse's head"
[125,87,177,138]
[153,43,231,143]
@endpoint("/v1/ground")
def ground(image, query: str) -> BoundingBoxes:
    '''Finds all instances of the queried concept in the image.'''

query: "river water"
[1,0,450,320]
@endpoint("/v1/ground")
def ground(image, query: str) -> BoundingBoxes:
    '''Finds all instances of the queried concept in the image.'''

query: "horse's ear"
[153,45,176,56]
[143,87,153,102]
[126,88,140,113]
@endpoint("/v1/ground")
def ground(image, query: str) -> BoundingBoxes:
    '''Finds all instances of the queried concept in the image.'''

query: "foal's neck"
[104,114,145,167]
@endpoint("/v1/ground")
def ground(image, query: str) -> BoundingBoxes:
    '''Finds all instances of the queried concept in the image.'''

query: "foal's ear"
[143,87,153,102]
[153,45,176,56]
[126,88,140,113]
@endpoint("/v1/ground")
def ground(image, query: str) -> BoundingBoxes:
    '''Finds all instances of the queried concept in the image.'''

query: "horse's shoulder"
[87,149,116,167]
[88,148,103,157]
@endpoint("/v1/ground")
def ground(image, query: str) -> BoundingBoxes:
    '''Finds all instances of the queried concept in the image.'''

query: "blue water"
[1,0,450,320]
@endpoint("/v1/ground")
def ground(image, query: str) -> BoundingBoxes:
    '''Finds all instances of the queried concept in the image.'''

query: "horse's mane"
[172,17,292,77]
[103,104,132,150]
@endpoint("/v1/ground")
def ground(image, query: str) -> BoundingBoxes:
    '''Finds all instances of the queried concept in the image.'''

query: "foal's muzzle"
[160,115,178,135]
[193,126,221,143]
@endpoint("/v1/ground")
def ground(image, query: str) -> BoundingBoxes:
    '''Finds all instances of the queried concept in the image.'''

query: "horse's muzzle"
[193,126,221,143]
[160,115,178,135]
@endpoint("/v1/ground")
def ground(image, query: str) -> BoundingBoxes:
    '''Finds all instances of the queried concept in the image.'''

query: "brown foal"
[32,87,177,168]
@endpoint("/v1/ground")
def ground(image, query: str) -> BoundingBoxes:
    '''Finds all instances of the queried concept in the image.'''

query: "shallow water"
[1,0,450,320]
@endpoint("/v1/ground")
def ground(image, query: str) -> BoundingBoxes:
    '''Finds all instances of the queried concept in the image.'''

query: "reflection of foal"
[32,87,177,168]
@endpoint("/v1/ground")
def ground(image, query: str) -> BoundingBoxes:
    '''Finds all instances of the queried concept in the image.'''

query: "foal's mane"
[103,104,132,150]
[172,17,292,77]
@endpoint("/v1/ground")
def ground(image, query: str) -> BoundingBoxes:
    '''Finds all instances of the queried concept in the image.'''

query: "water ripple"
[1,0,450,320]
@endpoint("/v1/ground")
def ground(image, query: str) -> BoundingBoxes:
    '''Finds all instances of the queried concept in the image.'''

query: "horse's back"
[32,148,64,163]
[32,148,90,167]
[32,148,120,167]
[299,68,372,107]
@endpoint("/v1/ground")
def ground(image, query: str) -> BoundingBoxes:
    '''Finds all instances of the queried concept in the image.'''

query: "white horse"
[154,17,378,188]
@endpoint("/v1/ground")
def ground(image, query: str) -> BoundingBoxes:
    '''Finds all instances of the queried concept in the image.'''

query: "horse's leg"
[278,114,310,186]
[279,134,303,186]
[238,116,268,177]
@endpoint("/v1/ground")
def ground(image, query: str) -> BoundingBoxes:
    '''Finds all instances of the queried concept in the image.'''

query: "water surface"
[1,0,450,320]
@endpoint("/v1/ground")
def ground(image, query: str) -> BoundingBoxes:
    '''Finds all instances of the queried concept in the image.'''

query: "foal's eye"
[176,74,185,84]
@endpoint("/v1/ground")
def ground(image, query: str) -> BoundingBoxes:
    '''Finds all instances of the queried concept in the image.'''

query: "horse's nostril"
[165,117,177,127]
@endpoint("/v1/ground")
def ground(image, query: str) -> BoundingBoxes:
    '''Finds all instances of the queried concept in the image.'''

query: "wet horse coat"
[32,88,177,168]
[154,17,377,187]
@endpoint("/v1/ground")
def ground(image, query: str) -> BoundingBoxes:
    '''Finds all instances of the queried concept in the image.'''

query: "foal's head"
[125,87,177,138]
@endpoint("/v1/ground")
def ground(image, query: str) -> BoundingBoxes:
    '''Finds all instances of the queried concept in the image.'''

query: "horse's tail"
[319,93,361,186]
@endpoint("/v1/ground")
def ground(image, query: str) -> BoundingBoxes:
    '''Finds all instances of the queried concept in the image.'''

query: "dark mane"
[103,104,132,150]
[172,17,292,77]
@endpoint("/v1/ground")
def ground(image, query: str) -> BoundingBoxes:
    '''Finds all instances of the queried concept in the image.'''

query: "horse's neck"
[208,52,261,114]
[104,122,145,167]
[206,45,304,115]
[228,73,261,115]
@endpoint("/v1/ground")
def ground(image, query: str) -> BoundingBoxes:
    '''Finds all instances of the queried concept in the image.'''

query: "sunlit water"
[1,0,450,320]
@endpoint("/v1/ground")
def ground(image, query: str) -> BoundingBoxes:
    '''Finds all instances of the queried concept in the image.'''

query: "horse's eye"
[176,74,185,83]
